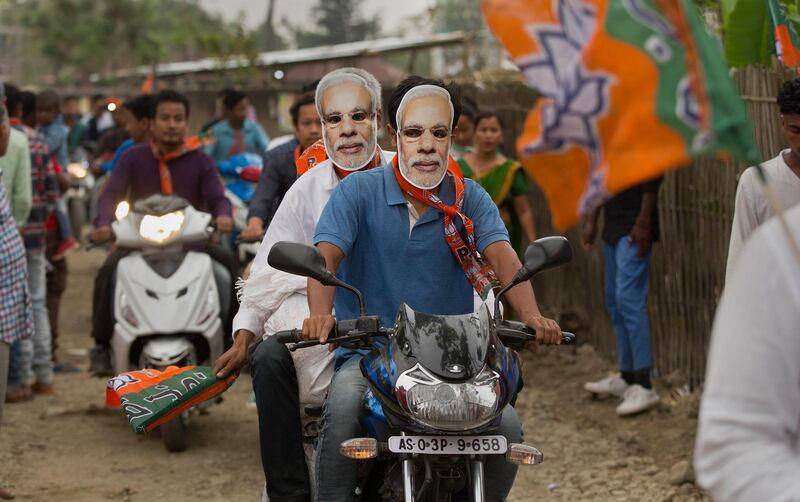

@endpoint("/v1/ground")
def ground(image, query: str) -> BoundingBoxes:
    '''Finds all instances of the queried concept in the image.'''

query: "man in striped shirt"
[4,84,61,401]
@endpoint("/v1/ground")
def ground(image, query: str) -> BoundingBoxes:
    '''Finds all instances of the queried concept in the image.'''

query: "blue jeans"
[54,199,73,241]
[315,357,521,501]
[603,239,653,372]
[18,253,54,386]
[7,340,22,389]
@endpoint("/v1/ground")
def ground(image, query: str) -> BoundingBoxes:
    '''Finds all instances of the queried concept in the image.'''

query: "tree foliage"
[2,0,258,83]
[292,0,380,48]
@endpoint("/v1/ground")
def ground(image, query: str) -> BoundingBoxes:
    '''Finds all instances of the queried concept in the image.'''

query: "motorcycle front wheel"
[68,197,86,242]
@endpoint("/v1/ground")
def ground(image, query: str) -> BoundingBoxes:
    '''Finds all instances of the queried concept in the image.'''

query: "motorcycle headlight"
[139,211,185,245]
[115,201,130,221]
[395,364,503,432]
[67,162,88,179]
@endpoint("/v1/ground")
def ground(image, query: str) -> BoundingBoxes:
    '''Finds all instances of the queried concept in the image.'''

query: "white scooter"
[109,194,229,452]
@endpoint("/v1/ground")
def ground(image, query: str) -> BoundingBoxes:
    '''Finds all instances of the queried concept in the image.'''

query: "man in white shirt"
[695,203,800,501]
[726,78,800,281]
[213,67,391,502]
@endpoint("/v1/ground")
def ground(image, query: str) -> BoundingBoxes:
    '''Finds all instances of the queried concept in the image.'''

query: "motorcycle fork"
[400,455,475,502]
[469,456,485,502]
[400,456,436,502]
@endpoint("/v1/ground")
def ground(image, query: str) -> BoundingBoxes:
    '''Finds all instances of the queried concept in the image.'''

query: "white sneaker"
[584,373,629,398]
[616,384,660,416]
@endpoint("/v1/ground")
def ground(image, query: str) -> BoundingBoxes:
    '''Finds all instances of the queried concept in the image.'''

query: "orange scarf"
[295,139,385,178]
[392,156,498,298]
[150,142,194,194]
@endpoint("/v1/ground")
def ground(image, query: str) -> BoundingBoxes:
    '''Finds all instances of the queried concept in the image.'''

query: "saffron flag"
[106,366,238,434]
[482,0,761,229]
[768,0,800,67]
[722,0,800,68]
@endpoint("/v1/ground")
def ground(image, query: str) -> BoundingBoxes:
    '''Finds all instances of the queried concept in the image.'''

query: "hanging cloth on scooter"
[106,365,238,434]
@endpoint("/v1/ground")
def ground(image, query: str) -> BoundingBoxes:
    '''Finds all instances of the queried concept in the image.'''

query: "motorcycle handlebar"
[274,317,385,351]
[276,318,575,351]
[86,237,114,250]
[496,320,576,346]
[236,233,265,244]
[274,329,304,344]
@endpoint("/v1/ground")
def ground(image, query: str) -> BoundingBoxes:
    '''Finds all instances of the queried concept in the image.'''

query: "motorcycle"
[267,237,575,501]
[108,194,230,452]
[219,152,263,269]
[65,147,95,242]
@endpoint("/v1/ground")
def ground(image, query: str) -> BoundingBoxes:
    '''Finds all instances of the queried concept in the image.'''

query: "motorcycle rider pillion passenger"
[213,67,392,502]
[302,77,563,501]
[88,89,238,376]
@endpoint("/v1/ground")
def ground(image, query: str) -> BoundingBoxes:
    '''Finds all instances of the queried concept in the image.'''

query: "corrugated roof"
[100,31,467,81]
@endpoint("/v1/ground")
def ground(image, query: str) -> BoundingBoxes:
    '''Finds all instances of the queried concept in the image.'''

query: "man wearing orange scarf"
[88,90,236,376]
[304,76,563,501]
[213,68,392,502]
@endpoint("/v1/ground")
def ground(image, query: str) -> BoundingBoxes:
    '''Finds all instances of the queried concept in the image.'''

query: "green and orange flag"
[482,0,761,229]
[723,0,800,68]
[106,366,238,434]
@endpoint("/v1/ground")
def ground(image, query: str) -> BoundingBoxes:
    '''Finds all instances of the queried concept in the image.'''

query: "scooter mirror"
[268,241,335,285]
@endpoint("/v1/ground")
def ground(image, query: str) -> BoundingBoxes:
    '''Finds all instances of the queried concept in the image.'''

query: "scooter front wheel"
[161,414,187,453]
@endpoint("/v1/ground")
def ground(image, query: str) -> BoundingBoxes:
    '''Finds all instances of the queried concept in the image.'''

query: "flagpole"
[754,163,800,266]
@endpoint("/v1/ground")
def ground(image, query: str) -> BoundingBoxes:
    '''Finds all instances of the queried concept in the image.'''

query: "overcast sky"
[199,0,433,34]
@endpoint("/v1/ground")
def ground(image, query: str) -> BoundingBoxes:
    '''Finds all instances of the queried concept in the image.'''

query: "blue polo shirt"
[314,164,509,365]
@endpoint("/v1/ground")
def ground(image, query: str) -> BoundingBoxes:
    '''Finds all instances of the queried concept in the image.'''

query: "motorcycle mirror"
[268,241,368,315]
[268,241,335,285]
[494,237,573,320]
[520,236,573,281]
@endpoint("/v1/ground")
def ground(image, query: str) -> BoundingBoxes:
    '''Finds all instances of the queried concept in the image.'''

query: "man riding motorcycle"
[89,89,237,376]
[213,67,390,502]
[204,89,270,165]
[302,77,562,501]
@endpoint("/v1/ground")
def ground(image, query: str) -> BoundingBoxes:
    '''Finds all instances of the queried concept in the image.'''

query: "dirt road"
[0,251,707,501]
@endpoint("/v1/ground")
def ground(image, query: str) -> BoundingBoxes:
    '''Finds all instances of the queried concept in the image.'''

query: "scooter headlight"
[67,162,88,179]
[139,211,185,245]
[395,364,502,432]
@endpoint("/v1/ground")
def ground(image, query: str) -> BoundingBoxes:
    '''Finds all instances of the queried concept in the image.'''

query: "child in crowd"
[35,90,79,259]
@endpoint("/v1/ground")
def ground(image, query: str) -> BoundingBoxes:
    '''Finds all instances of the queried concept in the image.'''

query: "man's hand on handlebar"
[90,226,112,243]
[241,217,265,240]
[215,216,234,233]
[213,329,254,378]
[523,315,562,349]
[302,315,336,344]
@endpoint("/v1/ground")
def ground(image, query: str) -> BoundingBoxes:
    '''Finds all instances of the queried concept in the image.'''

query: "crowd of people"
[0,68,799,501]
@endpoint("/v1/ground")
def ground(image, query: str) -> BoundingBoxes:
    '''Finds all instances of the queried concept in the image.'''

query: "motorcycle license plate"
[388,435,507,455]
